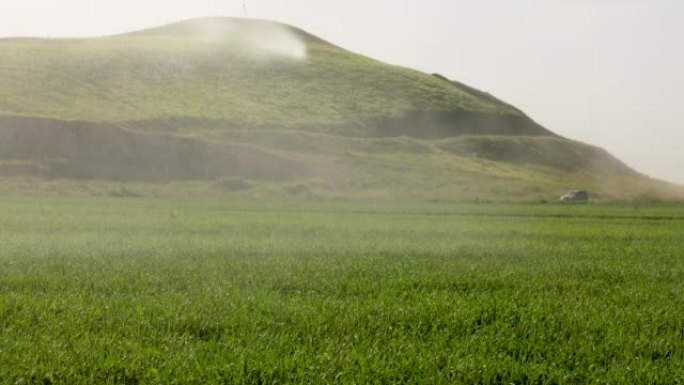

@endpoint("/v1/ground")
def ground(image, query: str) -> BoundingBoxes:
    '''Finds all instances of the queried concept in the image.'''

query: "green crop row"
[1,198,683,384]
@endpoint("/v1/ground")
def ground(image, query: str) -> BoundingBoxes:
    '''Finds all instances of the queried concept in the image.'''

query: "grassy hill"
[0,17,681,201]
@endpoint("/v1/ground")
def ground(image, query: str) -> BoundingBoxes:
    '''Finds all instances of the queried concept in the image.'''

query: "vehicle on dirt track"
[560,190,589,202]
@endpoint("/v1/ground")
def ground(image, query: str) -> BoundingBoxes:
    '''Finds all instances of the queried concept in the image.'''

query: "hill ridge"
[0,17,681,201]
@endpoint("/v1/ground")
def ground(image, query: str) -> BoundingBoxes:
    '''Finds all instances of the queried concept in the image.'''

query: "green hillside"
[0,17,681,201]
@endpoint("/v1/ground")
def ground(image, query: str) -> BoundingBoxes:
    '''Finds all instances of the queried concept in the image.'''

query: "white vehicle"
[560,190,589,202]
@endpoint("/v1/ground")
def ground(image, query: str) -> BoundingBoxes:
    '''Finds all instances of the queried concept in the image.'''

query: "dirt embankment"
[0,116,311,181]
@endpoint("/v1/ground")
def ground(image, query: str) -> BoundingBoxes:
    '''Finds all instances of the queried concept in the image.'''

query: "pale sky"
[1,0,682,184]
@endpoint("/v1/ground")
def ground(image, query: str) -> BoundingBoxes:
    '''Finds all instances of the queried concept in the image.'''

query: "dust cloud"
[186,18,307,60]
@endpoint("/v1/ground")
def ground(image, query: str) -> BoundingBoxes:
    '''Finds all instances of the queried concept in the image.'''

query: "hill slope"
[0,17,681,201]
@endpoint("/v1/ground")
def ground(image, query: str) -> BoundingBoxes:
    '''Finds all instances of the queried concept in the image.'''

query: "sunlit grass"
[0,21,515,126]
[1,198,684,383]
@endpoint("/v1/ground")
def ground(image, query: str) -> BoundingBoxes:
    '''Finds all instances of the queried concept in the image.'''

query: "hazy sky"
[1,0,682,184]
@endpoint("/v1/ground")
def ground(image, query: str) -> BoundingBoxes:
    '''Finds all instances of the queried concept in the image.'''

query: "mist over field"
[1,3,684,384]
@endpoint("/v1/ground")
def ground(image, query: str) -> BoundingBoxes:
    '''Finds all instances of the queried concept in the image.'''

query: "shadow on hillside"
[0,117,310,181]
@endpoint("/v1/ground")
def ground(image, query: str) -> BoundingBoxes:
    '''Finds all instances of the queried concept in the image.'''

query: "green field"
[1,198,684,384]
